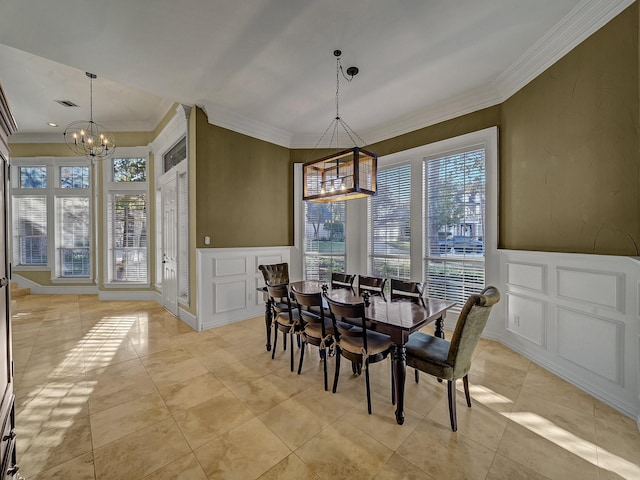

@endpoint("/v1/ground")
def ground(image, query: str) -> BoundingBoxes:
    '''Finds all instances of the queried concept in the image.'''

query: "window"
[304,201,346,281]
[12,159,92,279]
[104,153,149,285]
[164,137,186,173]
[13,197,47,265]
[424,147,486,305]
[369,164,411,280]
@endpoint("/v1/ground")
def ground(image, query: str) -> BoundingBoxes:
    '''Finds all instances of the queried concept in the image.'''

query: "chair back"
[325,297,369,351]
[259,263,289,286]
[447,286,501,377]
[290,286,326,333]
[390,279,424,303]
[266,283,293,314]
[331,272,355,290]
[358,275,386,297]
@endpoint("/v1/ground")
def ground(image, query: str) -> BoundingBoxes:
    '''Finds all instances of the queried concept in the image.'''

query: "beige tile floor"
[11,294,640,479]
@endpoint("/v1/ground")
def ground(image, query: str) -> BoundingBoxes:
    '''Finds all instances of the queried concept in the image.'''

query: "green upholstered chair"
[259,263,289,286]
[405,286,500,431]
[326,296,393,414]
[267,283,300,372]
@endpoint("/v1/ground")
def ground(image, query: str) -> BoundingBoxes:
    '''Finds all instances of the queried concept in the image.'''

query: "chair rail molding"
[196,246,292,331]
[493,250,640,427]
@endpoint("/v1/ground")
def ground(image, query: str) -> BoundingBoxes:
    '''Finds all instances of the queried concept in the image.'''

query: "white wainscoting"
[196,247,291,331]
[496,250,640,425]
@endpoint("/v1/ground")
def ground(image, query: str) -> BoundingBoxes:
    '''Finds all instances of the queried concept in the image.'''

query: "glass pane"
[60,166,90,189]
[304,200,346,280]
[111,193,147,282]
[164,137,186,173]
[15,197,47,265]
[113,158,147,182]
[61,248,89,277]
[19,166,46,188]
[304,255,345,282]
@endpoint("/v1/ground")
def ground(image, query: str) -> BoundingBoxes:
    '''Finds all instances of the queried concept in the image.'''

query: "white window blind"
[108,193,147,282]
[177,171,189,299]
[369,164,411,280]
[14,197,47,265]
[304,201,346,281]
[56,196,90,277]
[424,147,485,306]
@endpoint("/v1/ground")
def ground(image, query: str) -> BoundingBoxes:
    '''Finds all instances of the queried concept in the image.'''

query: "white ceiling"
[0,0,631,148]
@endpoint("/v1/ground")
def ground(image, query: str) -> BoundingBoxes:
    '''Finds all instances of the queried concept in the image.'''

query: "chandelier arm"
[304,118,338,162]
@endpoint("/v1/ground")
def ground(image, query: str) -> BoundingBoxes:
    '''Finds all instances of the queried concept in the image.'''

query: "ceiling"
[0,0,631,148]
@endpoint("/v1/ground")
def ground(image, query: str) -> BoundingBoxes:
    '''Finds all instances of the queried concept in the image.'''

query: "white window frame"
[10,157,94,283]
[102,147,150,288]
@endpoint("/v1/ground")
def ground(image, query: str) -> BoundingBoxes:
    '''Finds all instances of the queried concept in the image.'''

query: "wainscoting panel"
[497,250,640,425]
[557,267,624,313]
[507,262,546,293]
[506,293,545,346]
[556,307,623,384]
[214,257,247,277]
[197,247,291,330]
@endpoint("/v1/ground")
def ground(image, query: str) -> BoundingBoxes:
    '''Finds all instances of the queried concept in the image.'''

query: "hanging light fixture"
[302,50,377,203]
[63,72,116,159]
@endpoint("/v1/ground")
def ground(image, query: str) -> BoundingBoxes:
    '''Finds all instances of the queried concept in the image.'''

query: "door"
[161,176,178,316]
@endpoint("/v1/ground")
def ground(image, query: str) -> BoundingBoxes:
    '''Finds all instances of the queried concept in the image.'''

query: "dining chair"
[330,272,355,290]
[259,263,289,286]
[390,278,424,303]
[291,286,334,390]
[357,275,387,298]
[266,283,300,372]
[325,296,393,414]
[405,286,500,431]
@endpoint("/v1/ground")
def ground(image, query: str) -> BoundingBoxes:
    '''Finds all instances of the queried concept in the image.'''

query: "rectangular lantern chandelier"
[302,147,377,203]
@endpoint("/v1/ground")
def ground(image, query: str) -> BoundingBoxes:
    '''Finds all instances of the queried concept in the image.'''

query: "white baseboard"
[12,274,98,294]
[178,307,198,331]
[98,290,160,301]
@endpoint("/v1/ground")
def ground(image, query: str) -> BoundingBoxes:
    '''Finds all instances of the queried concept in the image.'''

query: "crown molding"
[178,0,636,150]
[200,100,292,148]
[493,0,634,100]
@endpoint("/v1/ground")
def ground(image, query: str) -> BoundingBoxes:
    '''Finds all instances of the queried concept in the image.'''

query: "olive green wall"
[194,108,292,247]
[500,2,639,255]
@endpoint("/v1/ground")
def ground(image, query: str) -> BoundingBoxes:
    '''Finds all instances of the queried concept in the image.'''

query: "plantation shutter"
[303,201,346,281]
[424,147,485,306]
[177,171,189,299]
[15,197,47,265]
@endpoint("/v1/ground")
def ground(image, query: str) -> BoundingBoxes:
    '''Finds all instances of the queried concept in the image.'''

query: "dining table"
[286,280,456,425]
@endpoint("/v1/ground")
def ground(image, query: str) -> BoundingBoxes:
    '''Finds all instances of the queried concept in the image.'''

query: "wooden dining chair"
[390,278,424,303]
[357,275,387,298]
[266,283,300,372]
[291,286,334,390]
[405,286,500,431]
[325,296,393,414]
[330,272,355,290]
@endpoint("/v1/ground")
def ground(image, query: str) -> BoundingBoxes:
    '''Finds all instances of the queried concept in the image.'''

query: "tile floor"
[10,294,640,479]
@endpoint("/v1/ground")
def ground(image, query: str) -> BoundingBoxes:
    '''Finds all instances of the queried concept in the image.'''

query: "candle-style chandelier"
[63,72,116,160]
[302,50,377,203]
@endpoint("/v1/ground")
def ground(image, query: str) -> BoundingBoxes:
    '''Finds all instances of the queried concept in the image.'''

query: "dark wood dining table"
[283,280,456,425]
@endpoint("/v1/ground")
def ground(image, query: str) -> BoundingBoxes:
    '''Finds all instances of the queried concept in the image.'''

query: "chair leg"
[351,361,357,374]
[322,348,328,391]
[271,328,278,360]
[414,369,419,384]
[297,339,305,375]
[463,375,471,408]
[332,349,341,393]
[289,333,295,372]
[364,360,372,414]
[283,332,287,351]
[447,380,457,432]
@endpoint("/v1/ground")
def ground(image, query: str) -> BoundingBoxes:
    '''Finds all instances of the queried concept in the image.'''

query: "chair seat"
[340,330,391,356]
[405,332,453,380]
[303,318,334,339]
[275,309,300,328]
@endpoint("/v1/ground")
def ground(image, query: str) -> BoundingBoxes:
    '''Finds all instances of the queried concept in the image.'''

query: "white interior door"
[161,176,178,316]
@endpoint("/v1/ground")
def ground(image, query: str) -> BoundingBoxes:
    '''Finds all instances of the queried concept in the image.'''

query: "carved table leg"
[391,344,407,425]
[265,298,273,351]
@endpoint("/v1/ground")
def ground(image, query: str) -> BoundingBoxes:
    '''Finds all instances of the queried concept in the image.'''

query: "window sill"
[51,277,94,284]
[103,282,151,289]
